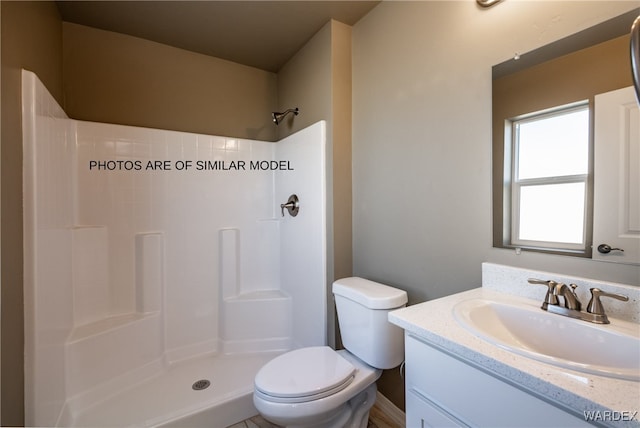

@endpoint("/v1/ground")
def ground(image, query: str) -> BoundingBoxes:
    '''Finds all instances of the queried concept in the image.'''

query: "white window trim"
[506,102,591,254]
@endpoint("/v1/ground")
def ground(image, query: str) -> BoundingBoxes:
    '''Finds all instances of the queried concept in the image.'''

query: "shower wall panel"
[73,123,284,357]
[71,226,109,326]
[22,70,74,426]
[276,122,328,348]
[23,70,328,426]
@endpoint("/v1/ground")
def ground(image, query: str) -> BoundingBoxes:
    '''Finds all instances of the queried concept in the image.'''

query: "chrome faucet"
[527,278,628,324]
[554,282,581,311]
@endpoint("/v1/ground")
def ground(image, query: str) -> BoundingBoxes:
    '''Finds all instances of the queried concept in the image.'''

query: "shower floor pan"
[64,351,281,427]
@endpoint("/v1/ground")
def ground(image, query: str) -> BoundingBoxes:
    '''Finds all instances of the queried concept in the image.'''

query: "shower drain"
[192,379,211,391]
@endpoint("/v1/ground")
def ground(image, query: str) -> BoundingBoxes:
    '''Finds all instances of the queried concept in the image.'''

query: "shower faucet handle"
[281,202,294,216]
[280,194,299,217]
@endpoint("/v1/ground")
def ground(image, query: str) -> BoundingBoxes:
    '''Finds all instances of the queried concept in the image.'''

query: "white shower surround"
[22,70,328,427]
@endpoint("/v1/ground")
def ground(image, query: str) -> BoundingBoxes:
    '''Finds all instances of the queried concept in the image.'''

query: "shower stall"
[22,70,328,427]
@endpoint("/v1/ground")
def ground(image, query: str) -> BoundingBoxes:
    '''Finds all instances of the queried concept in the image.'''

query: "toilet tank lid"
[333,277,408,309]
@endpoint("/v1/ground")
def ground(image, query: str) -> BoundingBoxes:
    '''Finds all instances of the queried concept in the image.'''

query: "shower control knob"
[280,194,299,217]
[597,244,624,254]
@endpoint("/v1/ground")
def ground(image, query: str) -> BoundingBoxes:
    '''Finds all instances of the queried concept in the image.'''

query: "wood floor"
[227,395,405,428]
[228,414,398,428]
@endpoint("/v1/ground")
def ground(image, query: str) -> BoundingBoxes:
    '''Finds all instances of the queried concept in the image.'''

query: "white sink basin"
[453,298,640,381]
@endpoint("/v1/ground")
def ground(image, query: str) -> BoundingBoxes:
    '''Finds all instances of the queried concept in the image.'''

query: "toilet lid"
[255,346,355,401]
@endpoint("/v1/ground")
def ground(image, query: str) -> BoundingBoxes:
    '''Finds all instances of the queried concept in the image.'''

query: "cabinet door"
[405,334,590,427]
[593,86,640,264]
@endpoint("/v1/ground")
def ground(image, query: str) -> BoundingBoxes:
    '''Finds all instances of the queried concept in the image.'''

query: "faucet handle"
[280,194,299,217]
[586,288,629,316]
[527,278,559,306]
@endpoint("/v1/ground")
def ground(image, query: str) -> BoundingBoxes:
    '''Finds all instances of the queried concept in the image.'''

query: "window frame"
[504,101,593,256]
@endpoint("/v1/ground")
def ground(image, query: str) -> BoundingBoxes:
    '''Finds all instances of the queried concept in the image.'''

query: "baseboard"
[370,391,406,428]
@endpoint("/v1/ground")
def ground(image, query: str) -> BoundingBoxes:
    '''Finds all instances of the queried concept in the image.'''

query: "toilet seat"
[254,346,356,403]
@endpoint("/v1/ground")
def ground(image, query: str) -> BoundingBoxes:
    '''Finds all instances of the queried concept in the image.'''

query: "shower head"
[272,108,299,125]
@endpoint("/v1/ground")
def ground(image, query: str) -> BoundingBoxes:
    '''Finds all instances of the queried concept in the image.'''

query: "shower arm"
[272,108,299,125]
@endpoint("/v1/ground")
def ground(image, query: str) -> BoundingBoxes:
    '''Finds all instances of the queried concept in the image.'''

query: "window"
[506,102,591,254]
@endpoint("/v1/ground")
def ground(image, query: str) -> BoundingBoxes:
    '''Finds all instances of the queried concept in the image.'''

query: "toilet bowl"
[254,347,380,427]
[253,277,408,428]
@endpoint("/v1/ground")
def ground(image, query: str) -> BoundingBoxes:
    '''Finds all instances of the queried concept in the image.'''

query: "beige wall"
[63,22,278,141]
[276,22,333,140]
[330,21,353,287]
[353,0,639,303]
[1,2,63,425]
[353,0,639,410]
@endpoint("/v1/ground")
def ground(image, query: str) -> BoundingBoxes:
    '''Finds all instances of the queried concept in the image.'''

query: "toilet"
[253,277,408,428]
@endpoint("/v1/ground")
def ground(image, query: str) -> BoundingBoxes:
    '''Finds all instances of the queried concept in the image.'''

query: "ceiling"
[56,1,380,73]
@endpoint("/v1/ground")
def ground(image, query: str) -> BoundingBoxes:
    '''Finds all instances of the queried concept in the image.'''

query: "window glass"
[516,108,589,180]
[518,183,586,244]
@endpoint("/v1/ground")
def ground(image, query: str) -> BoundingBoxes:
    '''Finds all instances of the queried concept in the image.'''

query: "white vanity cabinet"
[404,334,590,427]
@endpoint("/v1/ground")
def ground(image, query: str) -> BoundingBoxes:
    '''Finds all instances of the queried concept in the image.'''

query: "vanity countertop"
[389,286,640,427]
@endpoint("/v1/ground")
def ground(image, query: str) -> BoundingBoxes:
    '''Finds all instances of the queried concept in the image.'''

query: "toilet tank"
[333,277,408,369]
